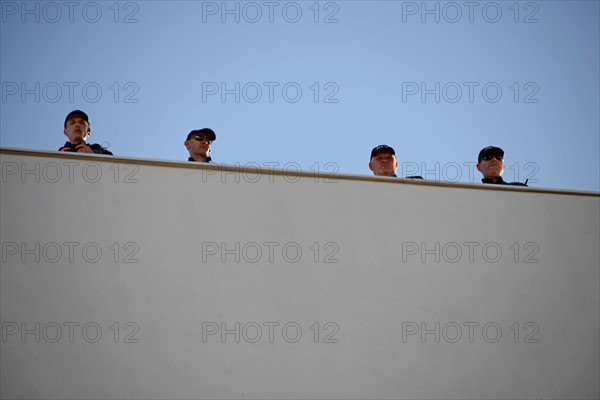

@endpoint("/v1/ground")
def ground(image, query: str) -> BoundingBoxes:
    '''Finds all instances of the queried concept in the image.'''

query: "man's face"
[369,151,398,177]
[185,134,212,158]
[63,116,90,144]
[477,153,505,179]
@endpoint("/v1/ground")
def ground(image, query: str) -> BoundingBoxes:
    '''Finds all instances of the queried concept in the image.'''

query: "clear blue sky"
[1,0,598,191]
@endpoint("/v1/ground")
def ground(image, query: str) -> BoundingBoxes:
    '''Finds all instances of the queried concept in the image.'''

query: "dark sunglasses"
[192,135,212,144]
[483,154,503,161]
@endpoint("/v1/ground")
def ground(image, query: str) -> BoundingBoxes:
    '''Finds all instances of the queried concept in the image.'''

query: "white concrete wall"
[1,148,599,399]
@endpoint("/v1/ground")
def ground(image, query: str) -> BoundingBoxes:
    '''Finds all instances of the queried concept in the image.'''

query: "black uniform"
[188,157,212,162]
[482,177,528,187]
[393,175,423,179]
[59,142,113,155]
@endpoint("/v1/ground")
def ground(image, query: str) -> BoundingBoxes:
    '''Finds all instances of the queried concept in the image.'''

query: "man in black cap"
[369,145,422,179]
[476,146,527,186]
[185,128,216,162]
[59,110,113,155]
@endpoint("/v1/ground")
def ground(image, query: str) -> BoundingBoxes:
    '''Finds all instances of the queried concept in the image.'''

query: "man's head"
[476,146,505,180]
[63,110,90,144]
[185,128,216,162]
[369,145,398,177]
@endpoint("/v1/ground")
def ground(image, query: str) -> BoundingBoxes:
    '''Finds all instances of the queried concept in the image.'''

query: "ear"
[368,162,374,172]
[476,163,481,172]
[184,140,191,150]
[63,129,68,137]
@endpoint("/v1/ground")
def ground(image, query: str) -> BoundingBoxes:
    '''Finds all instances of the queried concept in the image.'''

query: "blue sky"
[1,0,599,191]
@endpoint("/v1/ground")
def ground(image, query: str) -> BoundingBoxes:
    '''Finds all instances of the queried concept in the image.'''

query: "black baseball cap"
[370,145,395,160]
[187,128,216,141]
[478,146,504,163]
[64,110,89,129]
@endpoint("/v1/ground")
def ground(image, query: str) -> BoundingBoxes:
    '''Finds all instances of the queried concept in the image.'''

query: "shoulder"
[89,144,113,155]
[58,141,70,151]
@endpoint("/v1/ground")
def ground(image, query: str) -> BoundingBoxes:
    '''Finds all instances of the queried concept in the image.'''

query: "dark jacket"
[482,177,528,187]
[188,157,212,163]
[59,142,113,155]
[393,175,423,179]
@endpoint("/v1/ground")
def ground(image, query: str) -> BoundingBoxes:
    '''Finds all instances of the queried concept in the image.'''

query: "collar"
[62,141,90,148]
[188,157,212,163]
[482,176,507,184]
